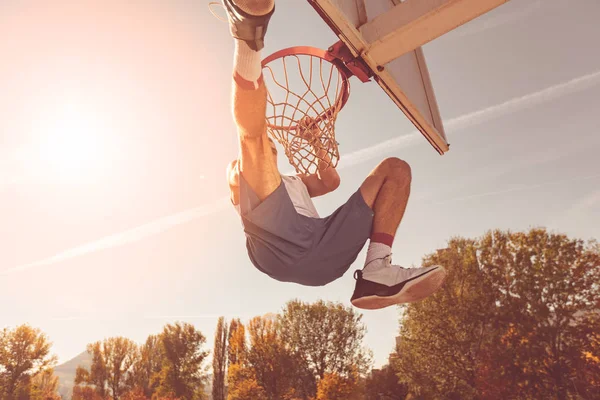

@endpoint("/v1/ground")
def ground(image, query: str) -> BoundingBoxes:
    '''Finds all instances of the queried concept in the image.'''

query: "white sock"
[363,242,391,271]
[234,40,262,86]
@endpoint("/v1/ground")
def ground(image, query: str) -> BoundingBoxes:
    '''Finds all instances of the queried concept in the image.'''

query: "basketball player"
[222,0,446,309]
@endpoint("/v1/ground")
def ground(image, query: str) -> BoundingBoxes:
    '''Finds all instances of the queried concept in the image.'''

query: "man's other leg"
[358,157,412,267]
[351,157,446,309]
[359,157,411,245]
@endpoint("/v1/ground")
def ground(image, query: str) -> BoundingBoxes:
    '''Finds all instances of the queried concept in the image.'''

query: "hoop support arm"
[327,40,373,83]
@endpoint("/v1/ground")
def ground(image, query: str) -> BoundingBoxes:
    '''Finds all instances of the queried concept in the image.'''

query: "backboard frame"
[306,0,511,155]
[307,0,449,154]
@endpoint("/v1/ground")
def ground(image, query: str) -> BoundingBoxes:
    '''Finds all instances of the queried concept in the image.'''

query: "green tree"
[0,324,57,400]
[74,337,138,400]
[212,317,228,400]
[394,228,600,399]
[278,299,372,396]
[154,322,209,400]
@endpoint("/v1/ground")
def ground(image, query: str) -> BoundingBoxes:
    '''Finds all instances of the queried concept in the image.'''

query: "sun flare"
[32,99,112,184]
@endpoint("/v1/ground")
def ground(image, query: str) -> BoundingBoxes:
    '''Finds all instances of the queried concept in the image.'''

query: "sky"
[1,0,599,370]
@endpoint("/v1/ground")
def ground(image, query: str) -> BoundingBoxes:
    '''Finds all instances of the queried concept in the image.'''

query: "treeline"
[211,300,376,400]
[0,301,382,400]
[211,229,600,399]
[73,300,374,400]
[0,301,385,400]
[0,322,211,400]
[2,228,599,400]
[72,322,209,400]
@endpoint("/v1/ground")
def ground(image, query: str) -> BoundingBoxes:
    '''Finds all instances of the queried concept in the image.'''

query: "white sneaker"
[350,256,446,310]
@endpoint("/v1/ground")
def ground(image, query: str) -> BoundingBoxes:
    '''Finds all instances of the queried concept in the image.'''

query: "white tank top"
[281,175,320,218]
[233,175,320,219]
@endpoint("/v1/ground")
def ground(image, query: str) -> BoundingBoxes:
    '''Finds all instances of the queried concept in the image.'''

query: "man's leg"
[226,0,280,200]
[351,157,446,310]
[359,157,411,252]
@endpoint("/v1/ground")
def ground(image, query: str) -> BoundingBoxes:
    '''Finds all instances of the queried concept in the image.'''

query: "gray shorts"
[238,173,373,286]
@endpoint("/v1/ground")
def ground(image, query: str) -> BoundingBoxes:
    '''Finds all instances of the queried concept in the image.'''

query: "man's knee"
[239,136,281,197]
[380,157,412,181]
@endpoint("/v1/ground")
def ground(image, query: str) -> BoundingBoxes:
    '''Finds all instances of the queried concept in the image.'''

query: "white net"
[262,52,348,174]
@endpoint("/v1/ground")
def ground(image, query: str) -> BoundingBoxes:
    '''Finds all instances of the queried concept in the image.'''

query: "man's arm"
[299,145,340,198]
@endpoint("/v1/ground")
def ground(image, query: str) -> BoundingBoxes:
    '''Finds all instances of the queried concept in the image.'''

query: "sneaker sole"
[351,266,447,310]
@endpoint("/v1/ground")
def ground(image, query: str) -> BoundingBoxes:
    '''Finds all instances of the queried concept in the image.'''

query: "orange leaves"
[584,351,600,364]
[316,372,359,400]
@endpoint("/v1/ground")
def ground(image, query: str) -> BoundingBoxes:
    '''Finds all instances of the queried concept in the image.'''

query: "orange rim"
[261,46,351,131]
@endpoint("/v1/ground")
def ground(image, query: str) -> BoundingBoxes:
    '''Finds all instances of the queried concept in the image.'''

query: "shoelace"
[354,254,406,280]
[385,254,411,270]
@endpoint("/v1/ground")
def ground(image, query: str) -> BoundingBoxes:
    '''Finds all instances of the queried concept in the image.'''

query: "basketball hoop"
[262,46,351,175]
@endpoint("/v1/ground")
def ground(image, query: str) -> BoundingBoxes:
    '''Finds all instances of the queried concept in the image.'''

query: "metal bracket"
[327,40,373,83]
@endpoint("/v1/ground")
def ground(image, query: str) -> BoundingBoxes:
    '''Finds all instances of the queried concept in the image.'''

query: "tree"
[245,316,301,400]
[278,299,372,396]
[121,386,149,400]
[316,371,362,400]
[74,337,138,400]
[225,320,280,400]
[0,324,57,400]
[71,385,105,400]
[394,238,488,399]
[394,228,600,399]
[571,311,600,395]
[30,368,61,400]
[212,317,228,400]
[223,303,374,399]
[226,321,259,400]
[131,335,163,398]
[226,363,266,400]
[74,346,106,399]
[227,319,245,367]
[364,365,408,400]
[154,322,209,400]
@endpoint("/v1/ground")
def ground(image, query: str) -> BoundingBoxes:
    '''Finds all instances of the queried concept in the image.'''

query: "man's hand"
[298,116,320,144]
[296,116,340,197]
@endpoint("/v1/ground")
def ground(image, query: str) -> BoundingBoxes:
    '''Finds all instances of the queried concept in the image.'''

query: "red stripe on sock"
[370,232,394,247]
[233,72,263,90]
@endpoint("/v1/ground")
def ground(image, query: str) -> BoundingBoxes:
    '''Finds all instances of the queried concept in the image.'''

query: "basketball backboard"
[308,0,510,155]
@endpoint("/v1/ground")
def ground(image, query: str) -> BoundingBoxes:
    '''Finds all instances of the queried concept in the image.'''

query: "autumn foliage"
[73,322,208,400]
[4,228,598,400]
[394,228,600,399]
[223,301,371,400]
[0,325,58,400]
